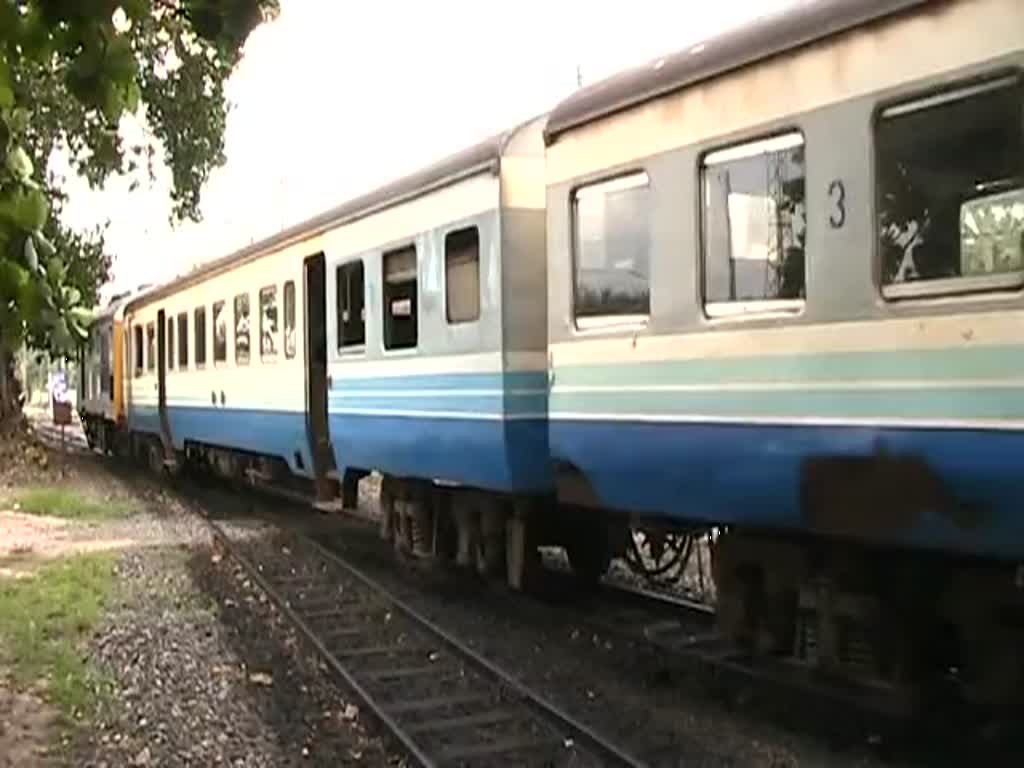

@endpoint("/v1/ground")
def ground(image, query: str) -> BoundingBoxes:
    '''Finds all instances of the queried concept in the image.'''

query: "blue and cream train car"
[120,117,550,538]
[542,0,1024,702]
[324,116,549,501]
[123,237,307,479]
[84,0,1024,708]
[78,292,132,453]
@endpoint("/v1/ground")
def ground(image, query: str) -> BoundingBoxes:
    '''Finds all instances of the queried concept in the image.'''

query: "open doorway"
[303,253,336,500]
[156,308,174,463]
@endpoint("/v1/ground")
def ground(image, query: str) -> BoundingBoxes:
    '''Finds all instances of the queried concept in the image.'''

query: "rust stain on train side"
[800,453,988,539]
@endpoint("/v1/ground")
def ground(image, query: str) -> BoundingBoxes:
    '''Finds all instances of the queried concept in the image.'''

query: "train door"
[303,253,337,501]
[125,320,134,417]
[155,309,174,463]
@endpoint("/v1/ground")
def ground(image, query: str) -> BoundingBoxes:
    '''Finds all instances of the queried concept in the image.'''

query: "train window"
[213,300,227,364]
[701,132,806,317]
[445,227,480,324]
[133,325,143,377]
[177,312,188,368]
[234,292,250,365]
[146,322,155,372]
[336,261,366,349]
[194,307,207,367]
[572,172,651,326]
[100,330,111,394]
[283,281,296,359]
[259,285,278,359]
[166,317,175,371]
[196,307,210,366]
[877,75,1024,298]
[383,245,417,350]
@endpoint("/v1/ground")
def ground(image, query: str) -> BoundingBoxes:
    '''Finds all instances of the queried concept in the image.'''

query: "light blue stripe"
[328,391,547,416]
[554,344,1024,388]
[330,371,546,392]
[550,386,1024,421]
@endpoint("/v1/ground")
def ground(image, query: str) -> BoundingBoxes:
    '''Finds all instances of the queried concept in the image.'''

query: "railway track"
[186,473,915,737]
[599,579,915,717]
[199,513,649,768]
[91,459,1007,765]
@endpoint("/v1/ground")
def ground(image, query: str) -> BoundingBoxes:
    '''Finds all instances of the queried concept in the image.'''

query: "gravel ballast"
[70,541,399,767]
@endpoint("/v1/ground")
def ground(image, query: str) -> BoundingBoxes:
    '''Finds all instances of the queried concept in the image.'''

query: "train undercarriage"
[109,430,1024,716]
[376,472,1024,716]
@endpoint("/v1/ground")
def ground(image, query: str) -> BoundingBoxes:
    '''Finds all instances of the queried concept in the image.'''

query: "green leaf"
[103,35,138,84]
[46,256,66,285]
[0,55,13,109]
[63,286,82,307]
[70,306,94,326]
[23,235,39,271]
[0,256,29,288]
[121,0,151,19]
[101,83,123,124]
[18,7,55,60]
[33,232,56,260]
[123,81,141,114]
[5,146,34,181]
[7,108,29,135]
[0,187,50,232]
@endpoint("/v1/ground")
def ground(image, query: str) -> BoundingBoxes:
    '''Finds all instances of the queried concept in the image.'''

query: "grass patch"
[0,553,116,718]
[6,485,137,521]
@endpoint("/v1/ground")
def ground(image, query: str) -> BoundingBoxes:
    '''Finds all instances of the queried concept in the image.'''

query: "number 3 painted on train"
[828,179,846,229]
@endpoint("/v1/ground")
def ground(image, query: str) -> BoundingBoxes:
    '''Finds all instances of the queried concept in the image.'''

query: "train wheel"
[566,531,610,585]
[476,498,506,578]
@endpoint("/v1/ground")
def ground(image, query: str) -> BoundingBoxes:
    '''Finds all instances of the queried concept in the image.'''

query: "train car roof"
[543,0,930,145]
[87,289,138,327]
[125,122,537,313]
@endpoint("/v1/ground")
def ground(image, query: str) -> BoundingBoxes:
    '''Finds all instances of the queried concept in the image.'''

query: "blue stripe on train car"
[550,419,1024,560]
[327,370,552,492]
[328,413,551,492]
[131,404,313,475]
[127,403,162,436]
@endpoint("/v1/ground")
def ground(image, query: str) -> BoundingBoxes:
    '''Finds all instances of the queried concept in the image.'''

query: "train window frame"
[259,284,279,361]
[166,316,175,372]
[234,292,251,366]
[444,226,481,325]
[570,170,652,331]
[699,130,807,320]
[873,72,1024,301]
[177,312,188,369]
[146,322,155,373]
[212,300,227,365]
[283,281,296,359]
[194,306,207,368]
[382,244,418,352]
[336,260,366,352]
[133,325,143,378]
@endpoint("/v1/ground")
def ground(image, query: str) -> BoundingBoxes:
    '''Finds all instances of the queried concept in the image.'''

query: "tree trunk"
[0,341,20,426]
[0,341,10,424]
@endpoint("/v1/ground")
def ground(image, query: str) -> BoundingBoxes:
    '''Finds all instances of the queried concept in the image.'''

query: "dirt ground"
[0,412,191,765]
[0,677,58,768]
[0,512,138,576]
[0,411,399,767]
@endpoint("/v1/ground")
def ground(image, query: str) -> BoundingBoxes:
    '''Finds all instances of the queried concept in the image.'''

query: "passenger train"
[79,0,1024,708]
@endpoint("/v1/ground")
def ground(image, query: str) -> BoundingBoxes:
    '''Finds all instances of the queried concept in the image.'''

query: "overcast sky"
[61,0,796,300]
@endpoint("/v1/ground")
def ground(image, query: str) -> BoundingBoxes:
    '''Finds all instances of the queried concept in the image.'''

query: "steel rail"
[599,578,716,618]
[200,517,439,767]
[310,538,650,768]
